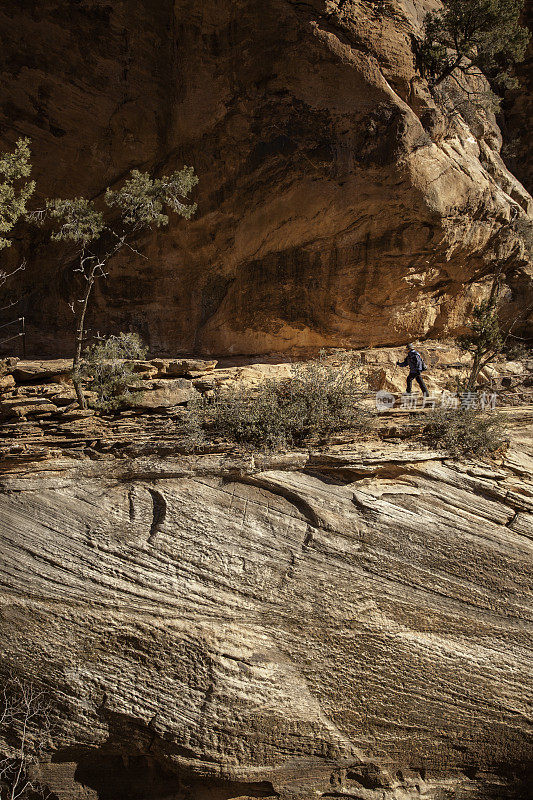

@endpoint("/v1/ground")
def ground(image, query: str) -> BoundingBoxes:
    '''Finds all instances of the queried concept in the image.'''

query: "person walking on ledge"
[397,343,429,396]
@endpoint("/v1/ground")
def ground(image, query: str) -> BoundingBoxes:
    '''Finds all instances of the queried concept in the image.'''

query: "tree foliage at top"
[105,167,198,228]
[458,298,503,361]
[419,0,530,93]
[46,196,105,245]
[0,138,35,250]
[44,166,198,247]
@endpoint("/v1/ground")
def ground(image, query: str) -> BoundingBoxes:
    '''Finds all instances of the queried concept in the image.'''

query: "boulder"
[166,359,218,376]
[131,378,198,409]
[0,396,59,419]
[502,360,526,375]
[127,360,159,378]
[365,367,405,393]
[58,408,96,421]
[193,364,293,394]
[0,357,19,372]
[149,359,169,372]
[0,374,15,392]
[149,358,219,377]
[49,389,80,406]
[192,375,221,393]
[360,349,400,365]
[13,360,72,383]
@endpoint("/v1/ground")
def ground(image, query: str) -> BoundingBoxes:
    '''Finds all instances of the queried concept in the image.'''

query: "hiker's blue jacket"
[398,350,424,375]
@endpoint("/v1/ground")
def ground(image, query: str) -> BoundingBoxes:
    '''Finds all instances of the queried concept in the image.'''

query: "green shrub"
[423,409,506,456]
[79,332,147,411]
[194,354,370,450]
[174,406,207,450]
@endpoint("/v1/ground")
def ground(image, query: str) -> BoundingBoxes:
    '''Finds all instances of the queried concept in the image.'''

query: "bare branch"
[0,261,26,290]
[0,676,53,800]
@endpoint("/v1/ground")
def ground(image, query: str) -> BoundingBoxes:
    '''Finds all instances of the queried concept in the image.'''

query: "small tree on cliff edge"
[33,167,198,408]
[419,0,529,96]
[457,271,530,390]
[458,288,503,390]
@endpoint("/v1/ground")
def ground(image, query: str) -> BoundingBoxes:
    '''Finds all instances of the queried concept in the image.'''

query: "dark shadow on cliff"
[52,744,279,800]
[464,765,533,800]
[49,705,280,800]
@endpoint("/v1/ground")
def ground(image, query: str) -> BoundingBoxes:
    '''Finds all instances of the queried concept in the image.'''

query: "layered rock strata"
[0,382,532,799]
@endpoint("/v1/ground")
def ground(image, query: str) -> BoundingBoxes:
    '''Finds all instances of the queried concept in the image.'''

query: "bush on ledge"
[79,332,147,412]
[423,408,507,457]
[190,354,370,450]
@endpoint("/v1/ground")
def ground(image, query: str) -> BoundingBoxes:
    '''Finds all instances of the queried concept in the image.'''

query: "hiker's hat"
[407,343,415,350]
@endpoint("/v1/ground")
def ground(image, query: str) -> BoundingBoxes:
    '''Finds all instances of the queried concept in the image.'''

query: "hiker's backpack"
[409,350,426,372]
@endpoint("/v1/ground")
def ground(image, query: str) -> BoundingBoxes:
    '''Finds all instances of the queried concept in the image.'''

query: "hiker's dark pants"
[406,371,429,396]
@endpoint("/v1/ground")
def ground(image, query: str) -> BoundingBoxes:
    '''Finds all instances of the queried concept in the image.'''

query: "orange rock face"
[0,0,531,356]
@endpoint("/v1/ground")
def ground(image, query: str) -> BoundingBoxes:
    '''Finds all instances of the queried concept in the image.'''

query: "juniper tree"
[459,295,533,391]
[36,167,198,407]
[419,0,530,98]
[0,139,35,291]
[458,293,504,390]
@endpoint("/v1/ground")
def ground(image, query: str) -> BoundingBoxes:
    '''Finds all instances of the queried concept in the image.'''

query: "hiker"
[396,343,429,396]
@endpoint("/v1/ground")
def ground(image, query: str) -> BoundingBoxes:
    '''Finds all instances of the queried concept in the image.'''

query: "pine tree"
[0,138,35,251]
[419,0,530,95]
[35,167,198,407]
[0,139,35,297]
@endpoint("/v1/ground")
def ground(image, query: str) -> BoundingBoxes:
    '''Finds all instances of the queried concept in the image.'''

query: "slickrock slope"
[0,0,532,355]
[0,401,532,799]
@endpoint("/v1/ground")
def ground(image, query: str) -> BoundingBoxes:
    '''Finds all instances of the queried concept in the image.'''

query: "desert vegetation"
[0,139,34,254]
[419,0,529,96]
[79,332,148,412]
[0,677,51,800]
[31,167,198,408]
[457,270,532,390]
[185,354,370,450]
[0,140,34,298]
[423,408,506,456]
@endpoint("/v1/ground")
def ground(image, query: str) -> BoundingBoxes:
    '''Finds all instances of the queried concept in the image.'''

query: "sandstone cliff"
[0,0,532,356]
[0,347,532,800]
[1,408,532,799]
